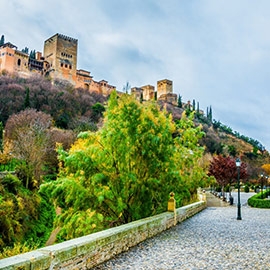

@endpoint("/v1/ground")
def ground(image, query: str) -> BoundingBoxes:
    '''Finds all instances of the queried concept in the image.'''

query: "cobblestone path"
[92,192,270,270]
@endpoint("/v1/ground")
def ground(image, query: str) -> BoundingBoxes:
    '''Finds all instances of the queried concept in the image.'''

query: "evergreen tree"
[29,50,36,59]
[22,47,29,54]
[140,92,143,103]
[196,102,200,115]
[209,106,212,122]
[0,121,3,152]
[177,94,182,108]
[192,99,196,111]
[0,35,4,46]
[24,87,30,109]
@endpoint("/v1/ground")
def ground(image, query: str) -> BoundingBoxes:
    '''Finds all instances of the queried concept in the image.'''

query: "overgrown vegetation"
[40,91,207,241]
[1,73,269,258]
[0,73,107,130]
[0,173,55,257]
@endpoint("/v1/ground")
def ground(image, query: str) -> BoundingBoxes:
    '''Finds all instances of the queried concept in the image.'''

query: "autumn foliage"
[208,155,248,188]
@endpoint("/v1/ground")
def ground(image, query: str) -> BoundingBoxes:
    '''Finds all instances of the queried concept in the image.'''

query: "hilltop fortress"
[0,33,177,103]
[0,33,115,95]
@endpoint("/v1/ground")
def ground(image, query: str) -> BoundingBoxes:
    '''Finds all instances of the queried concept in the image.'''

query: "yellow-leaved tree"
[40,91,207,241]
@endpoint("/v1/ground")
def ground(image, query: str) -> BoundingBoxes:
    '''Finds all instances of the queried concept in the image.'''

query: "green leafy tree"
[0,173,55,256]
[91,102,105,121]
[40,92,207,240]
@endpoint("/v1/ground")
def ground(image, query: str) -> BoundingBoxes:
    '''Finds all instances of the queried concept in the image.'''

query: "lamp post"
[236,158,242,220]
[260,173,264,199]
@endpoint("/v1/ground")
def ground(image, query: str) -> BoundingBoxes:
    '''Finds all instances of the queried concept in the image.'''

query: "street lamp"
[235,158,242,220]
[260,173,264,199]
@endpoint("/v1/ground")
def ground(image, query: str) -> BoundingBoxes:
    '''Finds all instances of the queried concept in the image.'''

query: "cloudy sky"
[2,0,270,150]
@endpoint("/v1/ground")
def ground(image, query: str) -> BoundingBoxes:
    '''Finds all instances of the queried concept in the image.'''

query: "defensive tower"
[157,79,173,99]
[43,33,78,84]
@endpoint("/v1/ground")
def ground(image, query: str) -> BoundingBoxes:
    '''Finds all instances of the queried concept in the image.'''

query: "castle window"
[61,63,64,67]
[65,64,68,68]
[17,59,21,66]
[69,65,72,69]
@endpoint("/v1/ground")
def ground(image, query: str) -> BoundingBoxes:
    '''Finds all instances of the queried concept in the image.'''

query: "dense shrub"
[248,190,270,208]
[0,174,55,256]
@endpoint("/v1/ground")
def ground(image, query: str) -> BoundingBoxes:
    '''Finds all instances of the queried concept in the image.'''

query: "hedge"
[247,190,270,208]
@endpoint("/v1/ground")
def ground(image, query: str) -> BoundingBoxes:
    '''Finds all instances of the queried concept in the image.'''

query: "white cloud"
[2,0,270,150]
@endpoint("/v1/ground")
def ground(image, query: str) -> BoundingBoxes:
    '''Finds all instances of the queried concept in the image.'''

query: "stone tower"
[141,85,155,100]
[157,79,173,99]
[43,33,78,84]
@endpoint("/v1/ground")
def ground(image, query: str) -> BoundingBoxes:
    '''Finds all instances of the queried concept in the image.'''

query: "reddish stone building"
[0,33,115,95]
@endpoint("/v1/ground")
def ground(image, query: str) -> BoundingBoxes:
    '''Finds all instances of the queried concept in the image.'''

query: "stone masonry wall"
[0,201,206,269]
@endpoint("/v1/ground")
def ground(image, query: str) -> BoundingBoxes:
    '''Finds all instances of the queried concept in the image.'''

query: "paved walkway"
[92,192,270,270]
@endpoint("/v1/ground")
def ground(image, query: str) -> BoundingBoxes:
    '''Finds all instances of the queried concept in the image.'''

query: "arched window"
[17,59,21,66]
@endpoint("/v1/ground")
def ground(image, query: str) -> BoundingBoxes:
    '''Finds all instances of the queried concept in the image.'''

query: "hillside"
[1,73,269,179]
[158,99,269,179]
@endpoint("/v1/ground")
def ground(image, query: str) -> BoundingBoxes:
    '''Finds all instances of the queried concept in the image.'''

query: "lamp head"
[235,157,241,167]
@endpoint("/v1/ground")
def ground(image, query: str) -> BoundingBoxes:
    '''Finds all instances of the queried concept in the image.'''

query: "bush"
[244,186,250,193]
[248,190,270,208]
[1,173,22,194]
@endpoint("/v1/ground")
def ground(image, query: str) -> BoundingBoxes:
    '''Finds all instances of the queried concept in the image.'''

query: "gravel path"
[92,192,270,270]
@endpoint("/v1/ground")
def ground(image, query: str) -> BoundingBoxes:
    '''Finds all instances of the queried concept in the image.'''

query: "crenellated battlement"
[57,33,78,43]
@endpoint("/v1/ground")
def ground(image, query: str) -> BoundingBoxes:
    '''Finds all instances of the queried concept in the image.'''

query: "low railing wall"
[0,201,206,269]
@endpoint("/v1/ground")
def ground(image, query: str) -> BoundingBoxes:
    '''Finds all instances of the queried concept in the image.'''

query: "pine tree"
[196,102,200,115]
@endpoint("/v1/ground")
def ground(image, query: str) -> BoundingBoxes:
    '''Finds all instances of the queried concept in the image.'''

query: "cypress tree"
[0,121,3,152]
[209,106,212,122]
[192,99,196,111]
[197,102,200,115]
[0,35,4,46]
[30,50,36,59]
[22,47,29,54]
[177,94,182,108]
